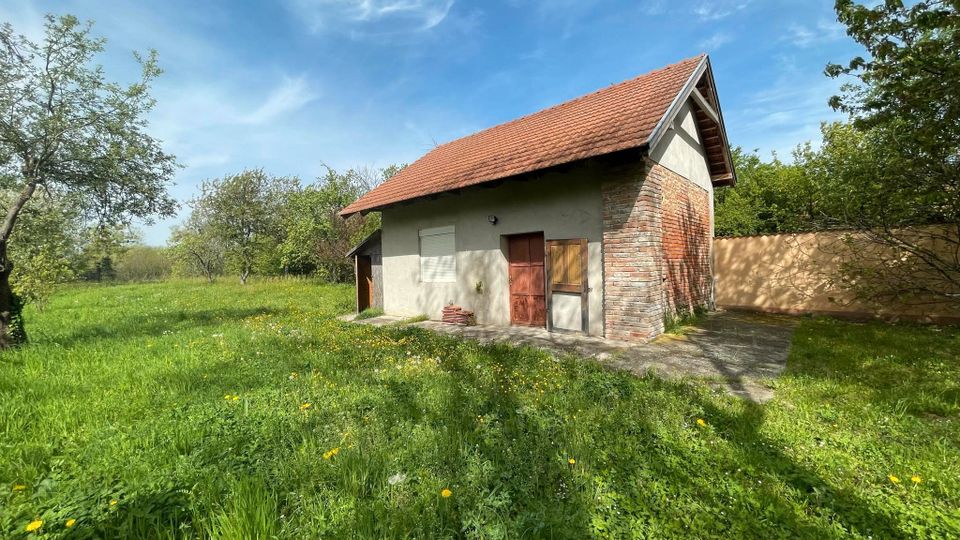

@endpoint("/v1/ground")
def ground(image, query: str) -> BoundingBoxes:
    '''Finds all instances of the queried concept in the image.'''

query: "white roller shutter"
[419,226,456,282]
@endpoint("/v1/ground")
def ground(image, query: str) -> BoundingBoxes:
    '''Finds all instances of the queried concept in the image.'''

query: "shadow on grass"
[59,320,930,538]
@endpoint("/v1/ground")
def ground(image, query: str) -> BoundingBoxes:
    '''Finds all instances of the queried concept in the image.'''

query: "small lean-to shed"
[347,230,382,312]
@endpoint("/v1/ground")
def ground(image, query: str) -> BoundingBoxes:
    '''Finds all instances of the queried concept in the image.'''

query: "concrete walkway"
[343,311,797,402]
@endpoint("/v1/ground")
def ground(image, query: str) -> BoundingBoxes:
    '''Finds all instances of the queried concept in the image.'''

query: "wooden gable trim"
[690,87,720,125]
[646,55,737,187]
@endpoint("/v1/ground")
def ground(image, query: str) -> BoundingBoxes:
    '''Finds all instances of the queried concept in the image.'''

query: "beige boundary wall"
[714,229,960,322]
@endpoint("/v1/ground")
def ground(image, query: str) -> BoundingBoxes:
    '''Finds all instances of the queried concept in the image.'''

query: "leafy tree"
[823,0,960,306]
[0,15,177,345]
[193,169,297,284]
[168,210,226,283]
[79,224,137,281]
[277,165,395,282]
[713,148,816,237]
[115,245,171,282]
[801,122,960,307]
[5,195,82,308]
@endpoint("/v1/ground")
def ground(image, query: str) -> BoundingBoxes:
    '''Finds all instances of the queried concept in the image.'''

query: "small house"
[342,54,735,341]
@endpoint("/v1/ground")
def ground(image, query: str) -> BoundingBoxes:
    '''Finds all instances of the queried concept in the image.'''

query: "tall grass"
[0,280,957,538]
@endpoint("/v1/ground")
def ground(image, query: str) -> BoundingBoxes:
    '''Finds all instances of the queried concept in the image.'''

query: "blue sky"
[0,0,861,245]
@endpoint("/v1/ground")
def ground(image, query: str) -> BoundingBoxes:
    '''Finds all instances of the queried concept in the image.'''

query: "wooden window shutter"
[547,239,587,293]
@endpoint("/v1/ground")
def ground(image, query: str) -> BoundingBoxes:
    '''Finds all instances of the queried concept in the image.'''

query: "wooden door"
[545,239,589,332]
[357,255,373,312]
[507,233,546,327]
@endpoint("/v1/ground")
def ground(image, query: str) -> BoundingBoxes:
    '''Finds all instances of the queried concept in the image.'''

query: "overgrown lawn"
[0,280,957,538]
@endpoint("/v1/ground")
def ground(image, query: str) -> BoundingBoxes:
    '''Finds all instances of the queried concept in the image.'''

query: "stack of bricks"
[441,305,475,326]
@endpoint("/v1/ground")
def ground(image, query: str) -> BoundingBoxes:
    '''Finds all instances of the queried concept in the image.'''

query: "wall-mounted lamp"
[487,215,498,225]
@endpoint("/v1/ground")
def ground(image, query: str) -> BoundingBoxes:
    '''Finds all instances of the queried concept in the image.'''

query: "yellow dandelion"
[696,418,707,427]
[232,395,239,401]
[299,402,312,411]
[25,520,43,532]
[911,475,922,484]
[889,475,900,484]
[224,394,232,400]
[12,484,26,491]
[66,518,76,528]
[441,488,452,498]
[110,498,118,506]
[568,458,576,465]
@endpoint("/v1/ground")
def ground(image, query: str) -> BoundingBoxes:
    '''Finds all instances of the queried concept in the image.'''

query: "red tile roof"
[342,54,705,216]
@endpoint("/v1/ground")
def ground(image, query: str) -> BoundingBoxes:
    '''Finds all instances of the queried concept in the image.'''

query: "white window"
[419,225,456,283]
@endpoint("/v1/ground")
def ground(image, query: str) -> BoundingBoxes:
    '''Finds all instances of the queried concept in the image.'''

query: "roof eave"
[339,144,652,218]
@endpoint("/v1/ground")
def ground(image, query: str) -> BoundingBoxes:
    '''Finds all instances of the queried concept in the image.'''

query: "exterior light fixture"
[488,215,498,225]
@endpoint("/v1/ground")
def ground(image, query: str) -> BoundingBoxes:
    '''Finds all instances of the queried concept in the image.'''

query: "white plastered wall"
[381,164,605,336]
[648,99,714,193]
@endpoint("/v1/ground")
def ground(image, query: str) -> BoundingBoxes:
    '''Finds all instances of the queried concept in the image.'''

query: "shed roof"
[345,229,381,258]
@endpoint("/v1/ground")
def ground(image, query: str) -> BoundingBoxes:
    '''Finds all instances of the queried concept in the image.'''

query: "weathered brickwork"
[601,159,711,341]
[601,160,666,341]
[659,165,712,315]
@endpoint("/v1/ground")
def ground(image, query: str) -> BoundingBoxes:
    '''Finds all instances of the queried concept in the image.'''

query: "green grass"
[355,307,384,320]
[663,306,708,335]
[1,280,958,538]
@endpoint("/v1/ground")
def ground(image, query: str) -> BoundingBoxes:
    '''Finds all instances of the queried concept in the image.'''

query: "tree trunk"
[0,180,38,348]
[0,242,27,348]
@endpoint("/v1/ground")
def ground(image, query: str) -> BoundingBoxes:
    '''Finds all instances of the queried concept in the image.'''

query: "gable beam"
[690,88,720,126]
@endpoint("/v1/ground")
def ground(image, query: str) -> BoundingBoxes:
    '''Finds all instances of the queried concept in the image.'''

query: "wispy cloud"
[726,60,845,159]
[286,0,455,34]
[0,0,45,40]
[242,77,319,125]
[641,0,666,16]
[693,1,751,21]
[698,32,733,51]
[787,19,846,47]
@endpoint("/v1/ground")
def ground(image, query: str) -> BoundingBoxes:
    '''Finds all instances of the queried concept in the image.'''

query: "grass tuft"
[355,307,384,320]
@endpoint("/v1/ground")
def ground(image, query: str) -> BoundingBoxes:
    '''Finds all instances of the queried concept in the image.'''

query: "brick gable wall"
[601,159,711,341]
[660,165,712,316]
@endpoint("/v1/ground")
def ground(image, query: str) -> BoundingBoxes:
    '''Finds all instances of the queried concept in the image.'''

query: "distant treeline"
[6,165,397,309]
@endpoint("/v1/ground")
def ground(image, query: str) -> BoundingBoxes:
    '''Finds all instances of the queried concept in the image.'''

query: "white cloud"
[787,20,846,48]
[698,32,732,51]
[0,0,45,41]
[286,0,455,34]
[726,66,845,159]
[241,77,319,125]
[692,1,751,21]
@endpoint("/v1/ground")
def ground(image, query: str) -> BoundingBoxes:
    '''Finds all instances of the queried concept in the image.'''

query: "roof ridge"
[429,53,706,153]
